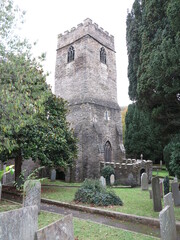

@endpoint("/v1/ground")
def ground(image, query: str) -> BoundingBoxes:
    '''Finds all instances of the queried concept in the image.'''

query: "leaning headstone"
[152,177,162,212]
[23,180,41,213]
[171,182,180,207]
[110,174,115,185]
[141,172,148,190]
[159,205,176,240]
[100,176,106,187]
[36,214,74,240]
[163,192,177,239]
[0,205,38,240]
[50,169,56,182]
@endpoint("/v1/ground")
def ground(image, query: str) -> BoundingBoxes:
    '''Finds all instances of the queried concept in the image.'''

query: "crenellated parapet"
[100,158,153,186]
[57,18,115,51]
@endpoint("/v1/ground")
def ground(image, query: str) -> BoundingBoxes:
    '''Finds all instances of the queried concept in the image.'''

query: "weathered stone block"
[152,177,162,212]
[23,180,41,213]
[171,182,180,206]
[159,205,176,240]
[0,206,38,240]
[100,176,106,187]
[36,214,74,240]
[50,169,56,181]
[110,174,115,185]
[141,172,148,190]
[164,192,177,239]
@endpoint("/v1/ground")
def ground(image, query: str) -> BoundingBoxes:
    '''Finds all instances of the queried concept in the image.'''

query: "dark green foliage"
[126,0,180,170]
[0,0,77,180]
[163,176,169,196]
[74,179,123,206]
[125,103,163,161]
[101,166,115,185]
[164,134,180,179]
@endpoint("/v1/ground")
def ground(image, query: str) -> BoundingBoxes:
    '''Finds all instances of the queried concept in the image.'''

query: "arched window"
[100,47,106,64]
[67,46,75,63]
[104,141,112,162]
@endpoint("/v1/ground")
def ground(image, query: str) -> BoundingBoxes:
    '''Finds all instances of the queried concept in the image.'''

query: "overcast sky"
[14,0,134,106]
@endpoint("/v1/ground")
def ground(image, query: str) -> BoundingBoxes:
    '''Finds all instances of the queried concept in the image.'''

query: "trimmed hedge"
[74,179,123,206]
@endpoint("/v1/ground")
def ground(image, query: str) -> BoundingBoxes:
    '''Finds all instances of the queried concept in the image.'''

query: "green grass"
[37,210,159,240]
[41,178,81,186]
[41,185,180,221]
[0,200,21,212]
[41,186,78,202]
[73,218,158,240]
[38,211,62,229]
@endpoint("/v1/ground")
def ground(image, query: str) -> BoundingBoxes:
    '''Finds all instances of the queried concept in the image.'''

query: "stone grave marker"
[36,214,74,240]
[2,164,6,185]
[152,177,162,212]
[163,192,177,239]
[141,172,148,190]
[159,205,176,240]
[0,205,38,240]
[100,176,106,187]
[23,180,41,213]
[171,182,180,207]
[110,174,115,185]
[159,181,163,198]
[160,160,162,168]
[50,169,56,182]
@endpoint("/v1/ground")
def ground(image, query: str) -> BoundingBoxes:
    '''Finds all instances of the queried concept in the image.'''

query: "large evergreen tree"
[125,0,180,168]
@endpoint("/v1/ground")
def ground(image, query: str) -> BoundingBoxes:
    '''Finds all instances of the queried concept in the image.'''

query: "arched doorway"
[56,170,65,181]
[104,141,112,162]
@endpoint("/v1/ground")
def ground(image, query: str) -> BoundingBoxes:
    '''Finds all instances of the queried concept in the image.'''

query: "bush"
[101,166,115,185]
[74,179,123,206]
[163,176,169,195]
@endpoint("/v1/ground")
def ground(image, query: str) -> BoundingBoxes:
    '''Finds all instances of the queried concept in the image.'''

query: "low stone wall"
[36,214,74,240]
[100,159,152,186]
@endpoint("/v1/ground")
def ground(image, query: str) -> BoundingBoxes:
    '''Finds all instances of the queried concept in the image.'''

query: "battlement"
[57,18,115,51]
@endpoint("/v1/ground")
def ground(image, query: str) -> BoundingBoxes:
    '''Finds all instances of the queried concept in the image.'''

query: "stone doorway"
[56,170,65,181]
[104,141,112,162]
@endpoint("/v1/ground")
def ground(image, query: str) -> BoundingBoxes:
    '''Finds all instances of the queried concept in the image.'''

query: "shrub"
[101,166,115,185]
[163,176,169,195]
[74,179,123,206]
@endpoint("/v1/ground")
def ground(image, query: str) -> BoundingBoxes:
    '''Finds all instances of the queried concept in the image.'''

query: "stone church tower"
[55,18,125,182]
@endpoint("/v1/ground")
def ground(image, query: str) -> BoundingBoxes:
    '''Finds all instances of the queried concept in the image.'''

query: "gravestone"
[171,182,180,207]
[50,169,56,182]
[152,177,162,212]
[100,176,106,187]
[159,181,163,198]
[163,192,177,239]
[174,176,178,182]
[160,160,162,168]
[149,189,152,199]
[110,174,115,185]
[23,180,41,213]
[141,172,148,190]
[0,205,38,240]
[36,214,74,240]
[159,205,176,240]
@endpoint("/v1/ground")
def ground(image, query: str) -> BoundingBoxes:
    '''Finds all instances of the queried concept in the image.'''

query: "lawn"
[41,178,81,187]
[0,200,158,239]
[41,184,180,221]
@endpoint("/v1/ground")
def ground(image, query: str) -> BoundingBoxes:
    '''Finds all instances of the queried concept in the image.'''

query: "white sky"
[14,0,134,106]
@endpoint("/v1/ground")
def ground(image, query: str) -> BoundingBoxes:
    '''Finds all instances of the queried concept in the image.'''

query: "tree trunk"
[15,152,22,182]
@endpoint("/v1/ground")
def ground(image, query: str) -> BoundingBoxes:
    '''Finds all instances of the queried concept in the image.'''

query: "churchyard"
[1,172,180,240]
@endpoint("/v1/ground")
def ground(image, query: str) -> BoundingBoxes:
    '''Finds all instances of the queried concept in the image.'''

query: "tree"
[126,0,180,170]
[0,0,77,180]
[125,103,163,161]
